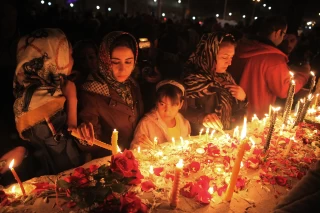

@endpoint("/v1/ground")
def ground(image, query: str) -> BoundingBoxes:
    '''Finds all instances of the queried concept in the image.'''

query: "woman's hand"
[69,122,95,146]
[202,113,223,130]
[0,146,27,174]
[136,134,154,149]
[225,84,246,101]
[60,76,77,101]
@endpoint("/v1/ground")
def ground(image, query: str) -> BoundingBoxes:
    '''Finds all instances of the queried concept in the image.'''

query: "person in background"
[131,80,190,149]
[72,31,144,159]
[71,39,99,88]
[13,28,83,175]
[228,15,309,118]
[183,32,247,135]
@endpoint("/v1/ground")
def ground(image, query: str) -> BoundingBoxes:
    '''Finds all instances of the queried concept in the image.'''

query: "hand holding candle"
[9,159,26,198]
[170,159,183,208]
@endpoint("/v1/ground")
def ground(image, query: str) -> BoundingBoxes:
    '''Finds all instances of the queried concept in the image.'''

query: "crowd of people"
[1,2,320,212]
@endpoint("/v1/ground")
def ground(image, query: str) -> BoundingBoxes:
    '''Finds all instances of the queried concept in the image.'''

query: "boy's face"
[157,96,183,121]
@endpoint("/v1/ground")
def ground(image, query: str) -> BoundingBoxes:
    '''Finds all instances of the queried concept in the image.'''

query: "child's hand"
[203,113,223,130]
[69,122,95,146]
[225,84,246,101]
[137,134,153,148]
[60,76,77,101]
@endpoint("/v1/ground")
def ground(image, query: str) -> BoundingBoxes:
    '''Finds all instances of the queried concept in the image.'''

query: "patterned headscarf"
[13,28,73,138]
[82,31,138,108]
[183,32,237,129]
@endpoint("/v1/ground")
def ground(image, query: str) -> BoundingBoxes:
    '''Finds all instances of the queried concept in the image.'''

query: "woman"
[183,32,247,134]
[131,80,190,149]
[75,31,144,159]
[13,28,82,175]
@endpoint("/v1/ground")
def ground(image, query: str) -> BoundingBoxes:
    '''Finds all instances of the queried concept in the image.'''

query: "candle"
[283,80,296,125]
[153,137,158,149]
[251,114,259,124]
[233,126,239,140]
[170,159,183,208]
[312,94,319,109]
[283,137,295,157]
[172,137,175,146]
[309,71,316,94]
[298,94,313,124]
[71,131,112,150]
[206,128,209,142]
[293,98,305,126]
[208,186,214,195]
[111,129,118,155]
[224,117,247,202]
[9,159,26,198]
[249,137,255,155]
[264,106,280,152]
[180,136,184,147]
[137,146,140,154]
[289,71,294,80]
[210,130,215,139]
[199,128,203,139]
[149,165,154,180]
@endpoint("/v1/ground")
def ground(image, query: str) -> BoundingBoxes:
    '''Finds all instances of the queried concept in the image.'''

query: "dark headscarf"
[183,32,237,129]
[81,31,138,108]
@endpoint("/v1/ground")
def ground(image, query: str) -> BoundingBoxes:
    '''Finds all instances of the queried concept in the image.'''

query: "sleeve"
[78,91,102,140]
[130,117,152,150]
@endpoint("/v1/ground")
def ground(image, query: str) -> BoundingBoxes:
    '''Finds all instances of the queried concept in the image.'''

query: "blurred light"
[216,14,219,17]
[319,12,320,16]
[263,4,266,7]
[268,6,271,10]
[307,21,312,25]
[192,16,196,20]
[178,0,181,3]
[70,3,74,7]
[108,7,112,11]
[254,17,258,20]
[96,5,100,10]
[243,15,246,18]
[309,26,312,29]
[162,13,165,17]
[199,21,203,26]
[41,0,44,4]
[229,12,232,16]
[48,2,51,6]
[154,0,157,2]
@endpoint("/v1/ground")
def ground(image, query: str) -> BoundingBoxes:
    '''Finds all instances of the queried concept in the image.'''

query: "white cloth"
[131,109,191,149]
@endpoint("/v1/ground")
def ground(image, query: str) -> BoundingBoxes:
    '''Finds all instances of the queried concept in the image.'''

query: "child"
[131,80,191,149]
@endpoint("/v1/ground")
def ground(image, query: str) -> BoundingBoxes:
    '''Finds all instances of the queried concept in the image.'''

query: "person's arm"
[0,146,27,174]
[60,77,78,129]
[131,118,153,150]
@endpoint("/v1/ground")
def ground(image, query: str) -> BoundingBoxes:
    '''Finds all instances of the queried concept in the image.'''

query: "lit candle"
[208,186,214,195]
[309,71,316,94]
[312,94,319,109]
[170,159,183,208]
[293,98,305,126]
[283,137,295,157]
[9,159,26,198]
[289,71,294,80]
[172,137,175,146]
[111,129,118,155]
[137,146,141,153]
[153,137,158,149]
[251,114,259,123]
[206,128,209,142]
[210,129,215,139]
[224,117,247,202]
[264,106,280,152]
[298,94,313,124]
[199,128,203,139]
[283,80,296,125]
[149,165,154,180]
[180,136,184,147]
[249,137,255,155]
[233,126,239,140]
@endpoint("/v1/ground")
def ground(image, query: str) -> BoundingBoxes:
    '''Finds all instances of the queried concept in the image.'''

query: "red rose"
[275,176,287,186]
[73,167,86,178]
[141,181,156,192]
[111,150,140,178]
[89,164,99,173]
[120,192,148,213]
[189,161,200,173]
[180,182,198,198]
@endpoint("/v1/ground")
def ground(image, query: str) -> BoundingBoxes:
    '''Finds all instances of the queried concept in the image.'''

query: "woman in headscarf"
[183,32,247,134]
[73,31,144,159]
[13,28,82,175]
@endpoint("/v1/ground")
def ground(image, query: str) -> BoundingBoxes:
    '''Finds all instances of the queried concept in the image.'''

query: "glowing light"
[162,13,165,17]
[41,0,44,4]
[70,3,74,7]
[96,5,100,10]
[229,12,232,16]
[216,14,219,17]
[108,7,112,11]
[243,15,246,18]
[48,2,51,6]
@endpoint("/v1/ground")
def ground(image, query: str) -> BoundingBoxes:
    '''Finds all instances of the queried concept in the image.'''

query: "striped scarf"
[183,33,236,129]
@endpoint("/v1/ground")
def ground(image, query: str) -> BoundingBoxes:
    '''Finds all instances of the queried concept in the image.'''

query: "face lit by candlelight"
[216,42,235,73]
[157,96,183,122]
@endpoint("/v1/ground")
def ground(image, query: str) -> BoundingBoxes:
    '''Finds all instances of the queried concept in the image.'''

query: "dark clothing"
[78,82,143,159]
[274,161,320,213]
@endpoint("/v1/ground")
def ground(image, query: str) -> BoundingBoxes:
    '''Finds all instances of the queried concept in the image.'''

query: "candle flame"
[117,146,121,152]
[208,186,214,194]
[308,94,313,101]
[11,185,16,194]
[249,137,255,147]
[272,106,281,112]
[113,129,117,132]
[200,128,203,134]
[176,159,184,168]
[240,117,247,140]
[252,114,258,122]
[9,159,14,169]
[289,71,294,77]
[210,129,215,138]
[154,137,158,144]
[240,161,244,168]
[291,80,295,85]
[149,166,154,174]
[172,137,175,143]
[311,71,315,76]
[206,127,209,133]
[137,146,140,153]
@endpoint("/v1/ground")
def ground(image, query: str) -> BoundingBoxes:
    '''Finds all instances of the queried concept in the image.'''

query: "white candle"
[137,146,140,153]
[283,137,295,157]
[210,130,215,139]
[111,129,118,155]
[9,159,26,198]
[172,137,175,146]
[199,128,203,139]
[170,159,183,208]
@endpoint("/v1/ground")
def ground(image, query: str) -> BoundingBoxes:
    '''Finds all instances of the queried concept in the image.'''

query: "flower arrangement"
[57,150,148,212]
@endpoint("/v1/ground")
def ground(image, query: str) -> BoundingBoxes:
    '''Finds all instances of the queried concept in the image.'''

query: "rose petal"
[153,167,164,176]
[141,181,156,192]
